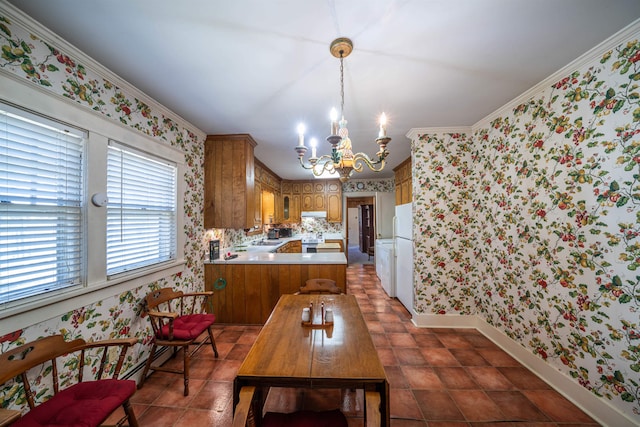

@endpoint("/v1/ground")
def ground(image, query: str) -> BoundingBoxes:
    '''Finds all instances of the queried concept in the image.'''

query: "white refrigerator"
[394,203,413,313]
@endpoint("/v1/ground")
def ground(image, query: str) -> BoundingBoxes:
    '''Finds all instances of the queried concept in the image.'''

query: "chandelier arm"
[352,152,388,172]
[298,154,334,170]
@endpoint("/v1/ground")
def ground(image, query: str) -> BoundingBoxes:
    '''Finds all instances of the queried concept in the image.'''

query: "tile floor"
[117,264,600,426]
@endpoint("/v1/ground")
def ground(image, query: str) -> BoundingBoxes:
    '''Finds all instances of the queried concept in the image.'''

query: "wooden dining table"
[232,293,389,426]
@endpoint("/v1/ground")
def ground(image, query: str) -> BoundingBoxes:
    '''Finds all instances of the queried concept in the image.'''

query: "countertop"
[206,252,347,265]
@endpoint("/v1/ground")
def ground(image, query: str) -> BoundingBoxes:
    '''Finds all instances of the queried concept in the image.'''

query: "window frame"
[0,74,186,333]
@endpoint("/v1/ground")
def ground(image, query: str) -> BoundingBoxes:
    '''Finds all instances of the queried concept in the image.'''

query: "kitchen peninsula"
[204,243,347,324]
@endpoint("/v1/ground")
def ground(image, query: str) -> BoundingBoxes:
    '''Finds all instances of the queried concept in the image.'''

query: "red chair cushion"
[12,379,136,427]
[262,409,348,427]
[158,313,216,340]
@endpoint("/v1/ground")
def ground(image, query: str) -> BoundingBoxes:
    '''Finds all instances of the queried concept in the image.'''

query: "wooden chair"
[232,386,350,427]
[296,278,343,295]
[138,287,219,396]
[0,334,139,427]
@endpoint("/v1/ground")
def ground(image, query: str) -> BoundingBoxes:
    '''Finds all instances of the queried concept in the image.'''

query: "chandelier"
[295,37,391,182]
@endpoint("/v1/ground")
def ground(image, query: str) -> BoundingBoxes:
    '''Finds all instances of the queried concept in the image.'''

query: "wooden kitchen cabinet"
[326,180,342,223]
[254,181,262,227]
[205,261,346,323]
[204,134,257,229]
[276,239,302,253]
[281,179,341,222]
[394,156,412,205]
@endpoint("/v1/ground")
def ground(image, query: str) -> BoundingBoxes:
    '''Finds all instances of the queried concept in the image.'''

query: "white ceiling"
[7,0,640,180]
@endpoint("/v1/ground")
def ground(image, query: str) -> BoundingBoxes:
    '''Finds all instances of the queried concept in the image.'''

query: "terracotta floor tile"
[433,367,478,389]
[136,405,185,427]
[486,390,550,421]
[401,366,444,389]
[449,389,504,422]
[376,346,398,366]
[522,389,597,423]
[436,334,474,349]
[449,349,489,366]
[394,347,427,365]
[237,329,260,344]
[390,389,423,420]
[497,367,552,390]
[370,332,391,347]
[152,377,205,406]
[378,312,403,323]
[188,380,233,411]
[225,343,252,360]
[476,348,520,367]
[264,387,305,413]
[214,329,244,343]
[208,341,234,359]
[459,332,496,348]
[466,366,516,390]
[385,365,411,389]
[413,390,465,420]
[211,359,242,381]
[131,378,167,404]
[383,321,410,333]
[428,423,471,427]
[412,333,445,348]
[367,320,386,334]
[188,357,221,380]
[388,332,418,347]
[173,407,231,426]
[420,348,461,366]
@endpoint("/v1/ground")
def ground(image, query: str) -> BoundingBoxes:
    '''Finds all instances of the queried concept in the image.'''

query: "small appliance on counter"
[278,227,293,237]
[267,228,279,239]
[209,239,220,261]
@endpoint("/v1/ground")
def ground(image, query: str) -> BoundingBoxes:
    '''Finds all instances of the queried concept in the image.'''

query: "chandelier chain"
[339,54,345,118]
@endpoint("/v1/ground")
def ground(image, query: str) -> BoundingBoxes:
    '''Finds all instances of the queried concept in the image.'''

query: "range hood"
[301,211,327,218]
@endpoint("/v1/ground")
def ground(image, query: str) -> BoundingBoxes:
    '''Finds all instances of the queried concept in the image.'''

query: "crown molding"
[406,126,473,140]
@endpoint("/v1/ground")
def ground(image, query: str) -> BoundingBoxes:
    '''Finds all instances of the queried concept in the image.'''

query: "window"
[106,141,177,276]
[0,103,86,305]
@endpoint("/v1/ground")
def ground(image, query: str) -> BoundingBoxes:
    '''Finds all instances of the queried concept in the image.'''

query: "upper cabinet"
[288,179,342,223]
[204,134,257,229]
[255,160,281,225]
[394,157,412,205]
[326,180,342,223]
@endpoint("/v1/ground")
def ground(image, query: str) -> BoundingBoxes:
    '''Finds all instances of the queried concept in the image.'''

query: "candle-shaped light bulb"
[310,138,318,158]
[378,113,387,138]
[330,108,338,135]
[297,123,306,146]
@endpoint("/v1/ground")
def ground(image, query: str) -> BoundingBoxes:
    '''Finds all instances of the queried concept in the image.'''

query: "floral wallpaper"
[412,36,640,418]
[0,10,207,410]
[343,178,395,193]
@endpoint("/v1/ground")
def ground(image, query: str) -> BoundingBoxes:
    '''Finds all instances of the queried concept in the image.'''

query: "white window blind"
[0,103,85,305]
[107,141,177,276]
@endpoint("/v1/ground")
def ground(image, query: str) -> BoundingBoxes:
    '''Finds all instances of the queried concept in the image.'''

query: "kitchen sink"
[255,240,282,246]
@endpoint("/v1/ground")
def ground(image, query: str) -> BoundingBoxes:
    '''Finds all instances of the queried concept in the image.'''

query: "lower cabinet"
[276,240,302,253]
[205,263,346,323]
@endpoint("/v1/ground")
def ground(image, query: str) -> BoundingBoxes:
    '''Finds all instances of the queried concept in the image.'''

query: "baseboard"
[123,346,172,383]
[412,313,638,427]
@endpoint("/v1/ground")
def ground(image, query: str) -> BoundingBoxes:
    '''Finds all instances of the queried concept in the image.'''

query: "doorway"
[345,196,375,265]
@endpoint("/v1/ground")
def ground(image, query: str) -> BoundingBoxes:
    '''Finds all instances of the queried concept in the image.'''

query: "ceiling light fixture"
[295,37,391,182]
